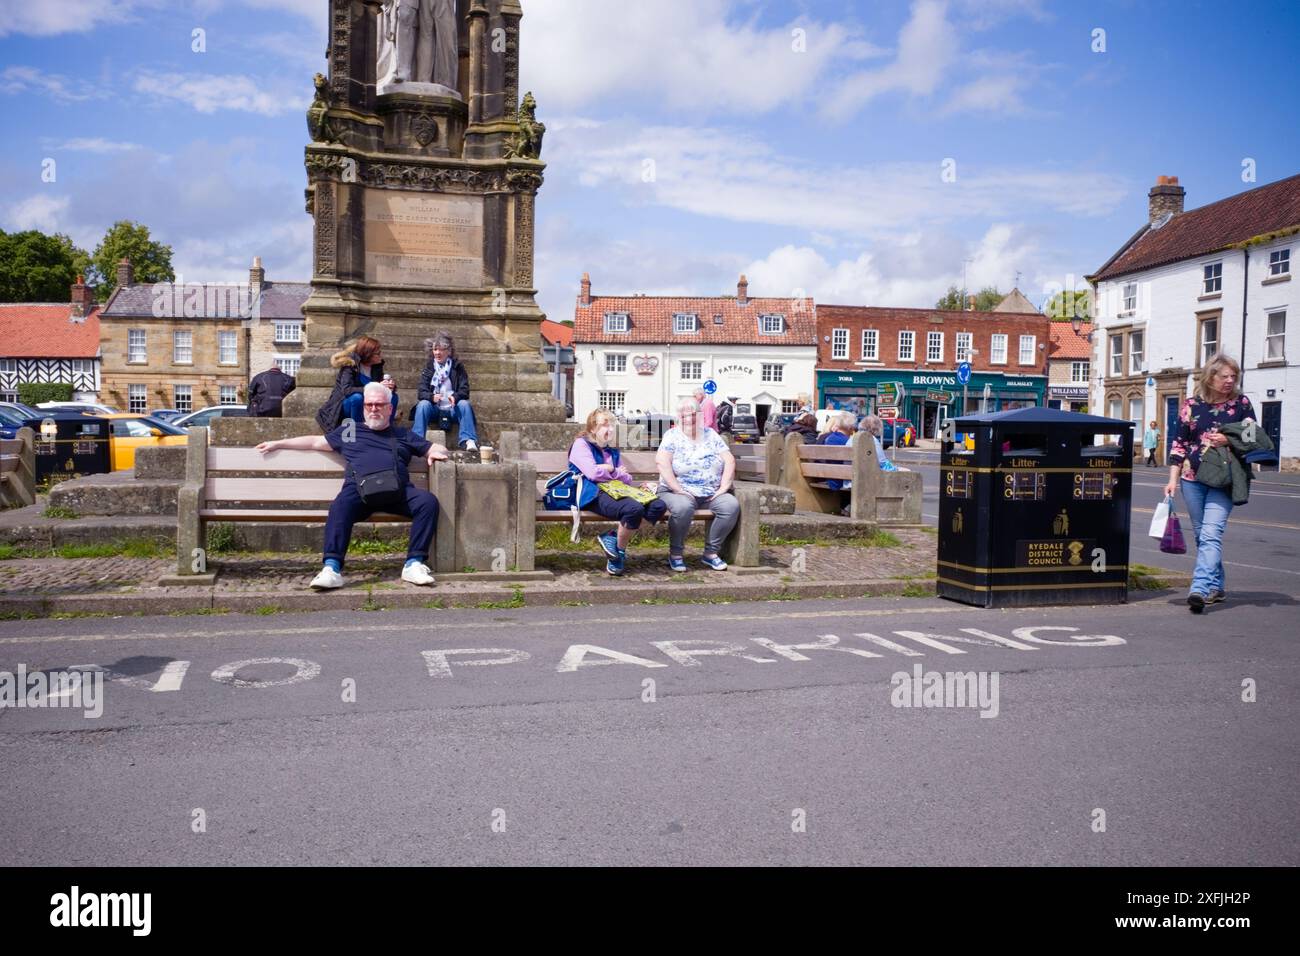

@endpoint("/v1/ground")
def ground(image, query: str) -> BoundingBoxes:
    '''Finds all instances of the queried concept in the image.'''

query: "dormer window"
[673,312,699,334]
[758,313,785,335]
[604,311,629,333]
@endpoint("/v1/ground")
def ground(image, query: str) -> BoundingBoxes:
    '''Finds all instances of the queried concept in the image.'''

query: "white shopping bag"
[1148,496,1172,539]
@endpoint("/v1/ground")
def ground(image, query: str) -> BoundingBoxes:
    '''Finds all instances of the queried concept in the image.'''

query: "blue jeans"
[323,481,439,569]
[412,399,478,446]
[1180,478,1232,596]
[342,390,397,425]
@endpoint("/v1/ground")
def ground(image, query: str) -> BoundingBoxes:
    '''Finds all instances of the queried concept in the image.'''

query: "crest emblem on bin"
[1067,541,1084,565]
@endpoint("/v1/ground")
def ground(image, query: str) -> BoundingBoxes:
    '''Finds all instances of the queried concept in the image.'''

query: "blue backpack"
[544,440,619,539]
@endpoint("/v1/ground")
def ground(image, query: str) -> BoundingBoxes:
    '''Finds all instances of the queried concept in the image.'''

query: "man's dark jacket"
[246,367,296,418]
[315,355,386,433]
[415,357,471,413]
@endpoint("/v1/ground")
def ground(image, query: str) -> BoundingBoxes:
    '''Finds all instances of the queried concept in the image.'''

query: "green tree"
[0,229,91,302]
[1044,289,1094,322]
[935,285,1003,311]
[89,220,174,301]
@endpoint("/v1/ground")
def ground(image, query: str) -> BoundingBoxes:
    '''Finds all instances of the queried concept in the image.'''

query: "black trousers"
[584,490,667,530]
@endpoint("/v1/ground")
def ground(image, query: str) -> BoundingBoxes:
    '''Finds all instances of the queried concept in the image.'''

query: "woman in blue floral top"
[656,397,739,572]
[1163,353,1255,613]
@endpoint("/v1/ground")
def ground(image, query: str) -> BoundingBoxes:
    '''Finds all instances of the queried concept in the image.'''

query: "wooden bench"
[778,431,922,524]
[500,437,760,567]
[0,427,36,509]
[175,425,440,577]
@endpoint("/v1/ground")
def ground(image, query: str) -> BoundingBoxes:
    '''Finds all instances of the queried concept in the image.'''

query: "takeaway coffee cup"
[480,445,495,463]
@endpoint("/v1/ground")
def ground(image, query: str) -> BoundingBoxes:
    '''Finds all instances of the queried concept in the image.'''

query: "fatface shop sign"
[718,365,753,376]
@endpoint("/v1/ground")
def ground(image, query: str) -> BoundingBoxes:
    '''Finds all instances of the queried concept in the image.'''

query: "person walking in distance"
[1143,420,1160,467]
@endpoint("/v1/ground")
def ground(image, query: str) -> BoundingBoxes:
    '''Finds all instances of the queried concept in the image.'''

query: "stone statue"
[306,73,336,143]
[504,91,545,159]
[377,0,459,97]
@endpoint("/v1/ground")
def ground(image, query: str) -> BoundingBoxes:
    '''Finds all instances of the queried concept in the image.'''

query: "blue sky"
[2,0,1298,323]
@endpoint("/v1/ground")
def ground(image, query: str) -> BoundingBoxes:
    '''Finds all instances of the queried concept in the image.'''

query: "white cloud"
[942,73,1031,115]
[553,120,1128,238]
[133,71,308,115]
[49,137,144,153]
[742,223,1048,308]
[821,0,959,120]
[522,0,879,114]
[3,194,73,234]
[0,66,105,102]
[0,0,147,37]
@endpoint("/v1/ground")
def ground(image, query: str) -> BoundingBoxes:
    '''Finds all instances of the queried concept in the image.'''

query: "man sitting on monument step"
[257,382,449,590]
[411,330,479,451]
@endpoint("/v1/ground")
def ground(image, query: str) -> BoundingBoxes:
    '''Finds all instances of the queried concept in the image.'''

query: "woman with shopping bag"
[1163,353,1256,613]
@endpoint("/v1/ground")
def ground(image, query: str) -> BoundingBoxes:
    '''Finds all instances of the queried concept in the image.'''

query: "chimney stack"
[69,274,94,319]
[249,256,265,296]
[116,257,134,288]
[737,274,749,305]
[1148,175,1185,226]
[579,272,591,306]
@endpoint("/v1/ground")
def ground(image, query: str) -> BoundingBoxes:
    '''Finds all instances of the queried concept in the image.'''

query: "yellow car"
[101,413,189,471]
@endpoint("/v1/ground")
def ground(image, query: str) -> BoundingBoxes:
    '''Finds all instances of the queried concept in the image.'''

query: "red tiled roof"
[1049,321,1092,359]
[540,318,573,347]
[574,294,817,345]
[0,304,101,358]
[1091,173,1300,282]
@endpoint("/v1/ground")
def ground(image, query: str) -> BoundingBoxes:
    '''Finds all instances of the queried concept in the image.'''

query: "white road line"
[1129,542,1300,576]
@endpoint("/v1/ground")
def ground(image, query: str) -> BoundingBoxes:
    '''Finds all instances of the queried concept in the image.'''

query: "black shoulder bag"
[351,431,404,507]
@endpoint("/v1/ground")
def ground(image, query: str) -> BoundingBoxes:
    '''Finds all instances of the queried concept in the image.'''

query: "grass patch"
[169,607,230,616]
[557,600,591,607]
[535,525,589,552]
[537,553,592,573]
[767,591,802,601]
[760,527,813,546]
[42,505,79,520]
[49,610,113,619]
[920,525,938,535]
[53,542,121,559]
[0,544,22,561]
[421,599,446,610]
[475,585,525,609]
[122,538,171,558]
[900,583,933,598]
[835,530,902,548]
[205,523,236,554]
[0,610,39,620]
[348,538,401,555]
[252,605,282,616]
[49,538,173,560]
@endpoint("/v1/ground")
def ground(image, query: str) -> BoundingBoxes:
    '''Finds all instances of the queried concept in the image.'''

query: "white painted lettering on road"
[421,648,530,678]
[890,628,1040,654]
[70,661,191,692]
[649,639,776,667]
[750,633,882,662]
[1011,626,1125,648]
[556,645,668,672]
[209,657,320,688]
[853,632,925,656]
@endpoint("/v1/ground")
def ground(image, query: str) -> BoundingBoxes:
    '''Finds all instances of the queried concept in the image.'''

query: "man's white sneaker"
[310,567,344,590]
[401,562,435,586]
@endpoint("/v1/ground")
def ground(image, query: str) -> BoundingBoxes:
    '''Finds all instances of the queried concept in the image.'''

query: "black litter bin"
[22,412,112,482]
[937,407,1133,608]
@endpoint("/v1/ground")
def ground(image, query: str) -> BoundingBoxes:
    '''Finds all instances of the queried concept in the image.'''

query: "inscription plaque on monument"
[364,190,484,288]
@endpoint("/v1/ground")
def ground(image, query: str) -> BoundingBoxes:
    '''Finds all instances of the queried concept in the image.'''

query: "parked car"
[0,406,27,440]
[172,405,250,429]
[37,400,120,415]
[0,400,43,420]
[881,418,917,449]
[99,414,188,471]
[765,413,797,436]
[729,402,760,443]
[149,408,184,423]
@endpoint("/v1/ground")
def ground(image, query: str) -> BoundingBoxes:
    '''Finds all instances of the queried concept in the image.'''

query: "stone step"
[135,445,186,480]
[48,471,180,516]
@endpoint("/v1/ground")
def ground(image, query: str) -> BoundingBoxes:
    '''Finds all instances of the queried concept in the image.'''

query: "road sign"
[877,381,905,405]
[925,389,954,404]
[957,362,972,385]
[702,379,717,395]
[539,345,574,364]
[877,405,900,419]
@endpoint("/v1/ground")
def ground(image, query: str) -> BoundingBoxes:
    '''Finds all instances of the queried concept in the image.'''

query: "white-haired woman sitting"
[655,397,739,572]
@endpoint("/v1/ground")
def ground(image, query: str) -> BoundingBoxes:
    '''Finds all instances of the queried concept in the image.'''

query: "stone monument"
[284,0,569,449]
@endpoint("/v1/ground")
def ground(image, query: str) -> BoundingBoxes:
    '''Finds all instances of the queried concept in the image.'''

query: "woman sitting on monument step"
[315,336,397,432]
[411,331,480,451]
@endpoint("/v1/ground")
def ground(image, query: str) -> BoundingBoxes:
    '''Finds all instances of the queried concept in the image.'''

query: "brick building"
[1047,321,1092,412]
[98,258,308,414]
[815,291,1050,438]
[0,277,101,403]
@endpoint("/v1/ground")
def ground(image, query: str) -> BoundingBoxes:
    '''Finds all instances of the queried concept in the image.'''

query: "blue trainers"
[606,549,626,576]
[700,554,728,571]
[597,531,620,560]
[667,554,687,573]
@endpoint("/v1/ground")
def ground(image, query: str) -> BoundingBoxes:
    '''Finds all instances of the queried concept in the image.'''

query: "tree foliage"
[17,382,74,406]
[89,221,174,301]
[935,285,1003,311]
[0,230,91,303]
[1044,289,1094,322]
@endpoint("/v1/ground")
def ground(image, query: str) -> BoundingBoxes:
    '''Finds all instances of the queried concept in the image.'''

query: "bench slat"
[795,445,854,460]
[0,440,26,455]
[536,509,719,521]
[0,456,19,473]
[799,462,853,479]
[208,447,428,473]
[205,477,344,502]
[198,509,411,522]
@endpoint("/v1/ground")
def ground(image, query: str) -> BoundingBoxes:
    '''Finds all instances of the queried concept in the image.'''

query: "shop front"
[1047,384,1090,412]
[817,369,1046,439]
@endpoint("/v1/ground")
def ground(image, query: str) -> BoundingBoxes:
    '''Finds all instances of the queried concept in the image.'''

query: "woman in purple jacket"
[569,409,668,576]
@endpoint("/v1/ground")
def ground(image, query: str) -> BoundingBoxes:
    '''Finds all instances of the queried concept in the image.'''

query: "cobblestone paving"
[0,529,937,598]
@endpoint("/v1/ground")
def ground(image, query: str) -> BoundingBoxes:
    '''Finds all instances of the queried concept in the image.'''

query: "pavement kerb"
[0,570,1192,620]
